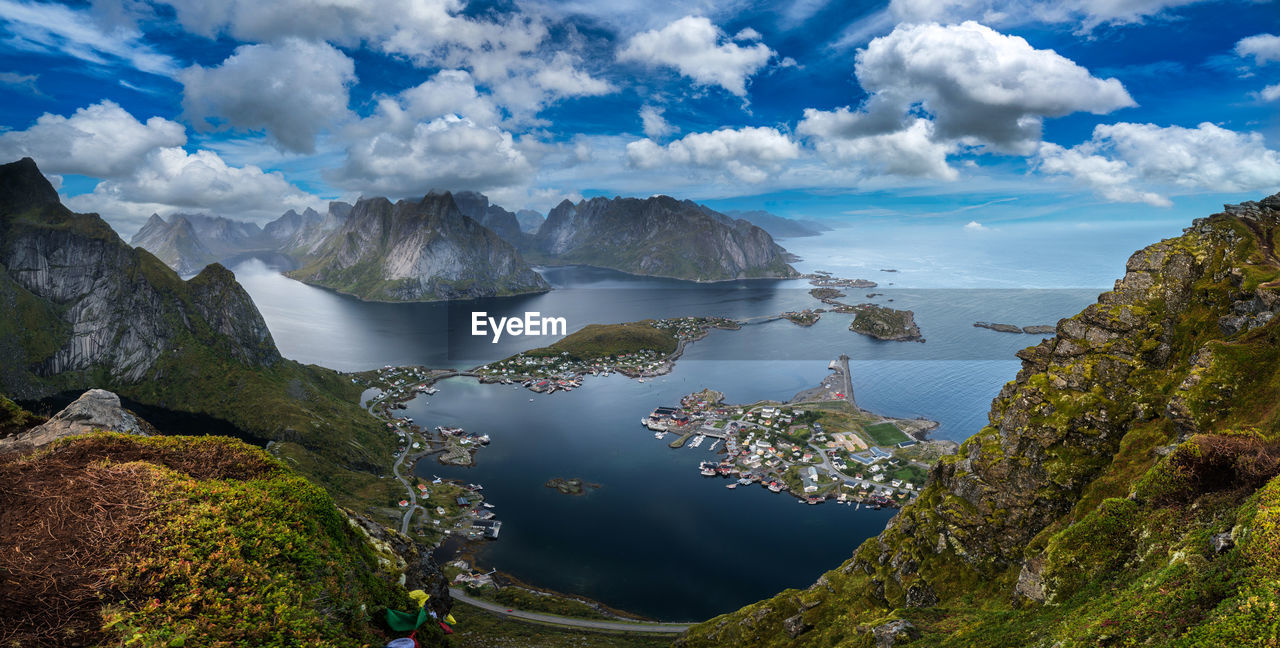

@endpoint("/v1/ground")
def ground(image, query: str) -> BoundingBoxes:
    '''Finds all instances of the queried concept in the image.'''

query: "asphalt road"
[449,588,692,634]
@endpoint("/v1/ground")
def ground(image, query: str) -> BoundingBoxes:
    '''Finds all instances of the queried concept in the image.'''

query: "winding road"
[449,588,691,634]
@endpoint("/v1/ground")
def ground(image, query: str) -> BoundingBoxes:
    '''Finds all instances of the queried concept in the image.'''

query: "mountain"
[516,208,545,233]
[263,206,322,244]
[452,190,525,245]
[273,201,352,256]
[130,212,276,275]
[530,195,798,280]
[0,158,394,487]
[288,191,549,301]
[130,213,214,275]
[724,209,830,238]
[678,192,1280,647]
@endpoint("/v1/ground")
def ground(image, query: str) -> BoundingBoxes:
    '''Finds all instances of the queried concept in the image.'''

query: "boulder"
[0,389,151,451]
[873,619,920,647]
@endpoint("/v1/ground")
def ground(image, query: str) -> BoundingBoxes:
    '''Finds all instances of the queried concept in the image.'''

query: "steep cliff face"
[679,193,1280,647]
[0,158,393,481]
[288,192,549,301]
[532,195,797,280]
[516,208,544,233]
[131,212,278,275]
[452,189,525,245]
[263,206,322,243]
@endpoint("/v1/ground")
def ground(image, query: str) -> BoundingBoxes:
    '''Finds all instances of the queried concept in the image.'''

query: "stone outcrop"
[0,389,151,451]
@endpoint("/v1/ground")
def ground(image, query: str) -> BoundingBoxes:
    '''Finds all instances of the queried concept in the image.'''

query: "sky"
[0,0,1277,238]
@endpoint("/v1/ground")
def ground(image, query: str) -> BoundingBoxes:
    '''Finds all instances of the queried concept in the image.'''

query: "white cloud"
[0,0,177,75]
[180,39,355,154]
[887,0,1212,33]
[156,0,611,120]
[1260,83,1280,102]
[1035,122,1280,206]
[626,126,800,183]
[332,75,536,198]
[963,220,987,230]
[850,21,1135,154]
[618,15,774,96]
[0,100,186,177]
[66,147,319,231]
[639,106,678,139]
[1236,33,1280,65]
[799,116,958,179]
[0,70,39,95]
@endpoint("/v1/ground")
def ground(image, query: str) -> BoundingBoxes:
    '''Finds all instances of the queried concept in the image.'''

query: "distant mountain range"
[129,188,799,300]
[529,195,797,281]
[288,192,549,301]
[722,209,831,238]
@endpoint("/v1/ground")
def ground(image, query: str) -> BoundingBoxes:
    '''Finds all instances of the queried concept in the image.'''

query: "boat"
[726,483,738,489]
[529,398,534,402]
[654,431,665,439]
[638,378,645,383]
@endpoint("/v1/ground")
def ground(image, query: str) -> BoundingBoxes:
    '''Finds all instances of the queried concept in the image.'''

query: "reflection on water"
[229,255,1098,619]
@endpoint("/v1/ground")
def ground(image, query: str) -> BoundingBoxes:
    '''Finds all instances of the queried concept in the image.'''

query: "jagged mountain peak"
[0,157,61,217]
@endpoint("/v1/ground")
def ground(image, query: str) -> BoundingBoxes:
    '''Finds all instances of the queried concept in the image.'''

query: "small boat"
[529,398,535,402]
[638,378,645,383]
[726,483,738,489]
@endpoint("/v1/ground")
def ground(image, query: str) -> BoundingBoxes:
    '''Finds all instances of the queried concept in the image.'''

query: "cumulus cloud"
[1260,83,1280,102]
[331,72,535,197]
[0,100,186,177]
[67,147,319,231]
[618,15,774,96]
[626,126,800,183]
[888,0,1211,32]
[180,39,356,154]
[799,116,958,180]
[156,0,611,119]
[963,220,987,230]
[0,0,178,75]
[1236,33,1280,65]
[639,106,677,139]
[1035,122,1280,206]
[852,21,1134,154]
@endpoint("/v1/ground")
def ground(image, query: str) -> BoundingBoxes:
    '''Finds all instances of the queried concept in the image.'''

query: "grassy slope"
[677,209,1280,647]
[523,321,679,361]
[5,432,436,648]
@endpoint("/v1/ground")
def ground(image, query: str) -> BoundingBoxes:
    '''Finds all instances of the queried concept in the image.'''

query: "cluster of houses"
[648,391,921,507]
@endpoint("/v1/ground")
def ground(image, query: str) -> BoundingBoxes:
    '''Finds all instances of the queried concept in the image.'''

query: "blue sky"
[0,0,1277,237]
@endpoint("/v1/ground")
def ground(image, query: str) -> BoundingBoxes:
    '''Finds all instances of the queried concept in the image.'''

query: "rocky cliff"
[288,191,549,301]
[531,195,797,280]
[452,189,526,246]
[0,157,394,482]
[678,192,1280,647]
[516,208,545,233]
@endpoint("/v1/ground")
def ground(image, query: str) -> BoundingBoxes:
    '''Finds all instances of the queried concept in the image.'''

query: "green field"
[862,421,910,445]
[527,322,678,360]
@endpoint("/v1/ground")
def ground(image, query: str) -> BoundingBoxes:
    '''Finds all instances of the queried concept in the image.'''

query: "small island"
[783,309,821,326]
[974,321,1058,335]
[544,477,600,496]
[809,287,846,301]
[848,304,924,342]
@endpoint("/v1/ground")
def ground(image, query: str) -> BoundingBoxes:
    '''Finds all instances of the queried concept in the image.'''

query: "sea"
[228,217,1185,621]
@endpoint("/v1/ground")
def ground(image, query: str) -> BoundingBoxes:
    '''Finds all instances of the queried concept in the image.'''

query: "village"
[352,365,505,564]
[643,383,941,508]
[474,316,741,394]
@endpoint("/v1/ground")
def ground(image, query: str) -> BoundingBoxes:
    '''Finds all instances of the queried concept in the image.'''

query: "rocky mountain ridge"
[287,191,550,301]
[530,195,798,280]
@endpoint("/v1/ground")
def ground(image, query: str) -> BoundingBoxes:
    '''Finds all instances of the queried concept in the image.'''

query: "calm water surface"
[230,250,1104,620]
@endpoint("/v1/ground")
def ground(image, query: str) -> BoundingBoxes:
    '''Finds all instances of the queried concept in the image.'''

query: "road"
[391,444,422,535]
[449,588,691,634]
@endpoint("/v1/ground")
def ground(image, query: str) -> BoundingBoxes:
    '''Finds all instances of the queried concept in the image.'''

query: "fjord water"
[226,224,1170,620]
